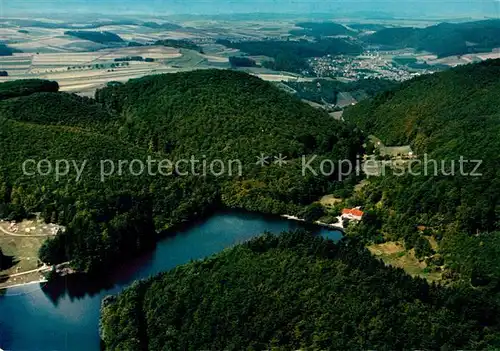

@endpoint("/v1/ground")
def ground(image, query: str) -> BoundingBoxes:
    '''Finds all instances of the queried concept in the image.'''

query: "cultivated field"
[1,17,259,95]
[0,45,226,95]
[4,16,460,96]
[414,49,500,67]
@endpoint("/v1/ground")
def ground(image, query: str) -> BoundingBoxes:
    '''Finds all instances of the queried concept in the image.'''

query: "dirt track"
[0,224,57,238]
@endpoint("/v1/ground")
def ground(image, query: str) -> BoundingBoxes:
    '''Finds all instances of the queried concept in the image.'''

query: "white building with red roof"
[341,208,364,221]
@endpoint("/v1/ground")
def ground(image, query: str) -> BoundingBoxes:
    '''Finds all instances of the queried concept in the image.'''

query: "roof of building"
[342,208,364,217]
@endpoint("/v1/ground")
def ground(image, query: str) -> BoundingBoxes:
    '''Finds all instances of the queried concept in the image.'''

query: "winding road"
[0,224,57,238]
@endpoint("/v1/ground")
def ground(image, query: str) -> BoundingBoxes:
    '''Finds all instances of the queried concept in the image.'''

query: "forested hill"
[344,59,500,158]
[0,71,363,273]
[0,79,59,100]
[286,78,398,105]
[343,60,500,284]
[0,92,120,133]
[100,230,500,350]
[94,69,363,163]
[364,19,500,57]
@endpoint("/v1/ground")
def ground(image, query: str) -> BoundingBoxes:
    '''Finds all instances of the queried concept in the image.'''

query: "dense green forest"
[217,39,363,73]
[289,22,354,37]
[141,22,182,30]
[286,78,398,104]
[0,70,363,273]
[364,19,500,57]
[228,56,257,67]
[344,59,500,282]
[0,92,119,132]
[100,230,500,350]
[153,39,202,52]
[0,79,59,100]
[93,69,362,164]
[64,31,124,44]
[114,56,154,62]
[440,231,500,287]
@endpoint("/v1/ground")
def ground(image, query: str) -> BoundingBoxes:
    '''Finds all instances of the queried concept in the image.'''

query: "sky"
[1,0,499,18]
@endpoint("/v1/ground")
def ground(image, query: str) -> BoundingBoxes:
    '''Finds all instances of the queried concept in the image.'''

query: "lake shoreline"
[0,211,343,350]
[281,214,345,233]
[0,278,48,291]
[0,210,340,292]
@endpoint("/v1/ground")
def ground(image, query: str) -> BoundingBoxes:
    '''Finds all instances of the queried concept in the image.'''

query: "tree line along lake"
[0,210,342,351]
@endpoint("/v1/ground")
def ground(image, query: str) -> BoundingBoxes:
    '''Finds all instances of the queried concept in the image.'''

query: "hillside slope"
[364,20,500,57]
[0,92,120,133]
[0,71,363,272]
[345,59,500,157]
[95,69,362,162]
[343,60,500,284]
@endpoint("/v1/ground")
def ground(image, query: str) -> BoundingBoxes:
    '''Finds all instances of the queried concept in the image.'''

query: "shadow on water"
[39,214,219,305]
[41,254,155,306]
[41,244,158,305]
[41,273,109,306]
[39,212,216,305]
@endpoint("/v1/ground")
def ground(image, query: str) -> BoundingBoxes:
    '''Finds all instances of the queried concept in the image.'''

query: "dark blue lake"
[0,211,342,351]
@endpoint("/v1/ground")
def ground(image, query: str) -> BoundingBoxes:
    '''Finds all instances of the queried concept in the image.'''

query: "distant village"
[309,52,438,81]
